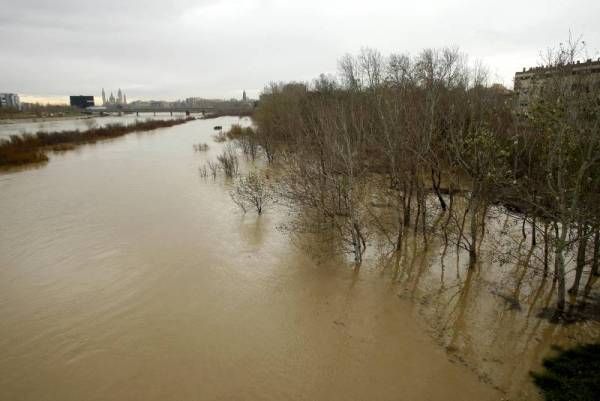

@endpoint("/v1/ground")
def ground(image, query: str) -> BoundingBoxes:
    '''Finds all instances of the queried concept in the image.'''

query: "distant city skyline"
[17,90,256,106]
[2,0,599,104]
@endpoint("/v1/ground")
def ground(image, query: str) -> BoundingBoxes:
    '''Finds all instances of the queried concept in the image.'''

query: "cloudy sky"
[1,0,599,104]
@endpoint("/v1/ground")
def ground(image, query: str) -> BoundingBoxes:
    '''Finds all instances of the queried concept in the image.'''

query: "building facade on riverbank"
[514,58,600,114]
[0,93,21,110]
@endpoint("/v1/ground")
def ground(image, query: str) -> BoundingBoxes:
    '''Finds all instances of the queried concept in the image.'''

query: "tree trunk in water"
[442,190,454,249]
[403,181,412,228]
[543,222,550,276]
[458,200,469,257]
[531,215,537,247]
[568,223,588,296]
[479,202,488,253]
[584,229,599,294]
[396,203,404,251]
[554,223,568,313]
[431,168,447,211]
[414,189,421,236]
[553,223,560,283]
[555,249,566,313]
[468,198,478,268]
[422,199,428,244]
[352,222,362,264]
[591,228,600,277]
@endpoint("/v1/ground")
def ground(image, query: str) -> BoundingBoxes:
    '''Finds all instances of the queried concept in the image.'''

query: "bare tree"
[217,144,239,178]
[230,171,274,215]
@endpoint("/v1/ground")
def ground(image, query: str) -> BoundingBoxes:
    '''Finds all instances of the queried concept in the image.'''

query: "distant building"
[0,93,21,109]
[102,88,127,106]
[242,90,247,102]
[70,95,95,109]
[514,58,600,114]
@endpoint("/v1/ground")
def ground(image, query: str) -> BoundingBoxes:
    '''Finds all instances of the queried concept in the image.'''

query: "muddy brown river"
[0,116,597,401]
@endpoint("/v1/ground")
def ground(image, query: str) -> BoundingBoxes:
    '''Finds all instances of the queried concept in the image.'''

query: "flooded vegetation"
[0,117,194,167]
[0,113,597,401]
[214,45,598,398]
[246,45,600,321]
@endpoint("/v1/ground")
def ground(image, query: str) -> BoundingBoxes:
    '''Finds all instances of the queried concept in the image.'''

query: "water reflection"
[384,228,600,400]
[238,214,269,249]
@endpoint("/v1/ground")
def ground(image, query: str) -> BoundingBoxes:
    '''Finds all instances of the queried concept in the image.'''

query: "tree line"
[232,43,599,315]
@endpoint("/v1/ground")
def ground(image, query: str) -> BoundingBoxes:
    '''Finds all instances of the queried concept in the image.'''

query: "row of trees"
[238,43,599,314]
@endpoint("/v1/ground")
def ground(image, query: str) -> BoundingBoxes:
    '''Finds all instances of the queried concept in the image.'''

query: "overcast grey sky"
[1,0,599,103]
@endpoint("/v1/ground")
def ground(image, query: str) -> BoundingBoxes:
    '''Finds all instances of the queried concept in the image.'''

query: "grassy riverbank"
[0,117,194,167]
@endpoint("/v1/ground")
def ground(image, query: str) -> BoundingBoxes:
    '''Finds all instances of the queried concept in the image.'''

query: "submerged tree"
[230,171,274,215]
[248,40,600,312]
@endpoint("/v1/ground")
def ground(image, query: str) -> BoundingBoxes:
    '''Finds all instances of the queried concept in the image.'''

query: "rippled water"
[0,116,596,401]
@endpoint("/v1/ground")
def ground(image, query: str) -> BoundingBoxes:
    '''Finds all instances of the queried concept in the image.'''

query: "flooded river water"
[0,116,597,400]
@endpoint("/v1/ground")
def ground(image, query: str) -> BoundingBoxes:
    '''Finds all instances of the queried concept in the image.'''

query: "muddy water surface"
[0,116,593,401]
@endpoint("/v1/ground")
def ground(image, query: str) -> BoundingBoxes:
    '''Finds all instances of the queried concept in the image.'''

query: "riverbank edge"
[0,117,195,168]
